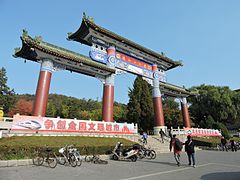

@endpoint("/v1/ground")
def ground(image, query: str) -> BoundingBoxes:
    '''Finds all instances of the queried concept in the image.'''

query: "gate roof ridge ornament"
[14,30,115,76]
[68,13,183,71]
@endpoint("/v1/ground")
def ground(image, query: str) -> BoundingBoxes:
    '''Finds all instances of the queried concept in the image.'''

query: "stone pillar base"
[154,126,167,135]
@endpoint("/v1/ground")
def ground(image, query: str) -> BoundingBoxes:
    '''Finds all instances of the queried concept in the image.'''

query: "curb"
[0,155,110,168]
[0,159,33,167]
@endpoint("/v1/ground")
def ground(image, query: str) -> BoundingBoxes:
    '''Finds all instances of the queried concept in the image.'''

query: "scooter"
[110,142,139,162]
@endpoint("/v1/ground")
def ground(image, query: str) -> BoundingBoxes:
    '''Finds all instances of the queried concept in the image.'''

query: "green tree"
[162,97,181,128]
[0,67,16,115]
[127,76,153,131]
[188,84,239,128]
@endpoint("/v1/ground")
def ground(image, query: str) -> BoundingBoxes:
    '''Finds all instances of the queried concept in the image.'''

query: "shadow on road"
[201,171,240,180]
[139,159,189,167]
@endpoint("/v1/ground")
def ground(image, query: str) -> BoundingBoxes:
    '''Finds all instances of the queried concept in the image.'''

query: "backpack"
[175,139,183,151]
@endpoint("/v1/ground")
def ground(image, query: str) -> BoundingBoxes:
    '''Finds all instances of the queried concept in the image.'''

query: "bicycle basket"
[59,148,64,153]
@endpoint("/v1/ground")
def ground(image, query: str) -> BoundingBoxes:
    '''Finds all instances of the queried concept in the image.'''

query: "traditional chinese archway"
[14,14,195,135]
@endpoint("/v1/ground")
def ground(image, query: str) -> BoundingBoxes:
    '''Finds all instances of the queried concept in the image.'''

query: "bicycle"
[32,146,57,168]
[57,145,77,167]
[82,145,108,164]
[68,146,83,166]
[137,145,156,160]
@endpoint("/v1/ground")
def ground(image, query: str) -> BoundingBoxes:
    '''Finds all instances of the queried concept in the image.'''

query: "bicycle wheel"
[47,153,57,168]
[76,157,83,166]
[57,153,66,165]
[85,155,92,162]
[138,150,145,159]
[144,149,152,159]
[32,153,44,166]
[69,153,77,167]
[149,150,156,159]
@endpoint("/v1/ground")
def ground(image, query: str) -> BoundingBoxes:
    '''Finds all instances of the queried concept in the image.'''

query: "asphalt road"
[0,150,240,180]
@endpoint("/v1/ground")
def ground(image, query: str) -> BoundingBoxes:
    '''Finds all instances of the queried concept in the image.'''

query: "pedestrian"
[159,129,165,143]
[230,139,237,152]
[170,134,183,166]
[184,135,196,168]
[168,129,173,139]
[221,136,228,151]
[142,132,148,145]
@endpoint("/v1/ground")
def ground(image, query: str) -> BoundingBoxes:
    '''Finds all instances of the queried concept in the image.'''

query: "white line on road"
[120,163,212,180]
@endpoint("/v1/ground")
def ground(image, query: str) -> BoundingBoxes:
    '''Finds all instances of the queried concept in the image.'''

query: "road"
[0,150,240,180]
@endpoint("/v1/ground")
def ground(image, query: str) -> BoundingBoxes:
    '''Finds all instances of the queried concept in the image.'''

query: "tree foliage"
[127,76,153,131]
[188,84,240,130]
[8,98,33,116]
[162,97,182,128]
[0,67,16,114]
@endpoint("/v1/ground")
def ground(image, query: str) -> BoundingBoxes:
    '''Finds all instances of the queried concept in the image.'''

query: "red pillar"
[153,97,165,126]
[102,47,115,122]
[181,97,191,128]
[152,65,165,127]
[102,85,114,122]
[33,60,53,117]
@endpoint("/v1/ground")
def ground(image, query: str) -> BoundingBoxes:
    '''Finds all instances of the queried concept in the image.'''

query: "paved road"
[0,150,240,180]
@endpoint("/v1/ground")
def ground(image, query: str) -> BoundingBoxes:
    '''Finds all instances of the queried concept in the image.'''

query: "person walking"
[230,139,237,152]
[170,134,183,166]
[168,129,173,139]
[221,136,228,151]
[184,135,196,168]
[142,132,148,145]
[159,129,165,143]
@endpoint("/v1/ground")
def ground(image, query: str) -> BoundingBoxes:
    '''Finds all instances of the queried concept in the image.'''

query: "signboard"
[89,46,167,82]
[11,115,138,134]
[184,128,221,137]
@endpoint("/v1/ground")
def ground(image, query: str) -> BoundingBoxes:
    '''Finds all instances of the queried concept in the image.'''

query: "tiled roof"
[14,30,115,74]
[68,15,182,70]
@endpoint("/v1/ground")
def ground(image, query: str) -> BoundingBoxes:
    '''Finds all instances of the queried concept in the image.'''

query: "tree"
[127,77,142,126]
[0,67,16,115]
[8,98,33,116]
[188,84,240,128]
[127,76,153,131]
[162,97,181,128]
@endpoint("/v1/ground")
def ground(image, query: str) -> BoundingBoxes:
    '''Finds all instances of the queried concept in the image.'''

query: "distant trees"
[8,98,33,117]
[188,85,240,127]
[162,97,182,128]
[2,66,240,133]
[0,67,16,115]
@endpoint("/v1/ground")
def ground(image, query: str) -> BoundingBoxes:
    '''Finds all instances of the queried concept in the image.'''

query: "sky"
[1,0,240,104]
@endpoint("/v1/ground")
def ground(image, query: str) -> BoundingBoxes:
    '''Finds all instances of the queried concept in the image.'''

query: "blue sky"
[1,0,240,104]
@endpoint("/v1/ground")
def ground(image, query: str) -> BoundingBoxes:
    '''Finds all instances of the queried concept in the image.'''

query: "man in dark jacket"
[184,135,196,168]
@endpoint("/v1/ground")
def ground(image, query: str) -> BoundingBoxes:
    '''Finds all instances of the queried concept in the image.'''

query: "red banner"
[11,115,138,134]
[184,128,221,136]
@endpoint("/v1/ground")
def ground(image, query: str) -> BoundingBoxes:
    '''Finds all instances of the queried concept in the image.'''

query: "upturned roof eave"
[14,31,116,74]
[68,17,183,70]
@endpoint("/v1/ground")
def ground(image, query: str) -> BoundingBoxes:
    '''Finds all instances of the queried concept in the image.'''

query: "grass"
[0,136,136,160]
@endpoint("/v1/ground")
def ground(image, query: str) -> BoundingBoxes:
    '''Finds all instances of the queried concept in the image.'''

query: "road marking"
[120,163,212,180]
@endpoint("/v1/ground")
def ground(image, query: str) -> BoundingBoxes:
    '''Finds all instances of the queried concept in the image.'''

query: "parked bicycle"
[32,146,57,168]
[82,145,108,164]
[68,145,83,166]
[57,145,78,167]
[135,144,156,160]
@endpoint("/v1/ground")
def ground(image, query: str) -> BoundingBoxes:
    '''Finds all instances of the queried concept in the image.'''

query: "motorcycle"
[110,142,139,162]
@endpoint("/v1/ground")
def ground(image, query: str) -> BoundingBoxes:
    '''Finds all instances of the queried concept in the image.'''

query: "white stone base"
[154,126,167,135]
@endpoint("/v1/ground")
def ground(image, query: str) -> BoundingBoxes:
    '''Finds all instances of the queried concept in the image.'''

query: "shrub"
[0,136,136,160]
